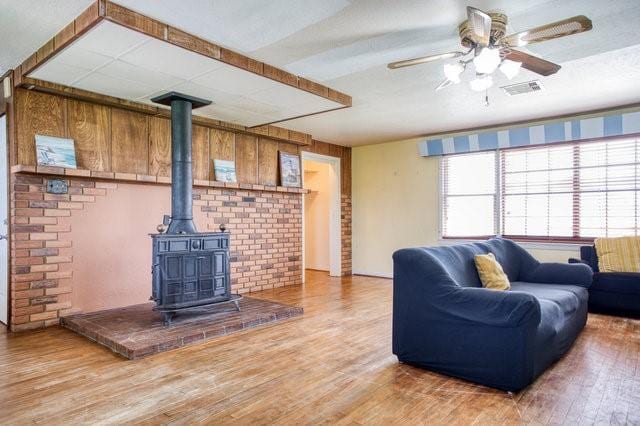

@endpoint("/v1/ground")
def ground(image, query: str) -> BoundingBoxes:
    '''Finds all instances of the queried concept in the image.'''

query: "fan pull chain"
[485,90,490,107]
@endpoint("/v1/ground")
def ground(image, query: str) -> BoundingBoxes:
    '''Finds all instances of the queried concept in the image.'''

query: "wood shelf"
[11,164,308,195]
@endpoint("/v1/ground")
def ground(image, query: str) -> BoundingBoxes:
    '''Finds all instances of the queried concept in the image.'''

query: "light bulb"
[469,75,493,91]
[499,60,522,80]
[473,48,501,74]
[443,62,465,84]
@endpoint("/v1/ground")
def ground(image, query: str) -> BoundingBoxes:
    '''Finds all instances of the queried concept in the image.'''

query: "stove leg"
[233,299,241,312]
[162,312,176,326]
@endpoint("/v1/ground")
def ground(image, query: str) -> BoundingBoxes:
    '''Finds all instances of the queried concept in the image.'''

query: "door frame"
[301,151,341,280]
[0,113,8,325]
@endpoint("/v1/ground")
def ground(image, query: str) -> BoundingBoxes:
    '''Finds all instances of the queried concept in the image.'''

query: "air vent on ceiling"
[501,80,544,96]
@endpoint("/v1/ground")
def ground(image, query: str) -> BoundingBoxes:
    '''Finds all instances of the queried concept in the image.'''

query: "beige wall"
[352,138,580,277]
[304,160,331,271]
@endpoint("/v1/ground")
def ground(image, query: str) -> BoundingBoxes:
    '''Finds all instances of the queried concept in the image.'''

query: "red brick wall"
[11,174,111,330]
[9,173,304,331]
[194,186,303,292]
[341,194,352,276]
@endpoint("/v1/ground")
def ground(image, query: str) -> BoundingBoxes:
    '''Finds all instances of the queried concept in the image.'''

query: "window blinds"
[442,151,496,237]
[502,137,639,240]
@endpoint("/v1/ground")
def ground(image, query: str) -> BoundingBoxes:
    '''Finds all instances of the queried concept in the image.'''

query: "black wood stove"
[149,92,239,325]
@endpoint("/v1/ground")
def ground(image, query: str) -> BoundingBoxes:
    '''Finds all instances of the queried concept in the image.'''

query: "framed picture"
[279,151,301,188]
[213,159,237,183]
[35,135,77,168]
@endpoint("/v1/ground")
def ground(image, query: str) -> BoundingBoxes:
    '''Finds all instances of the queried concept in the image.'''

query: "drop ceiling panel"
[74,72,156,100]
[54,47,112,71]
[99,60,183,90]
[154,81,243,108]
[118,37,222,80]
[72,19,150,58]
[30,61,91,86]
[27,20,344,127]
[192,64,279,97]
[250,85,340,112]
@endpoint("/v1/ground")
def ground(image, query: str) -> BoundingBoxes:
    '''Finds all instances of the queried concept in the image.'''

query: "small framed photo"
[35,135,77,168]
[213,159,237,183]
[279,151,301,188]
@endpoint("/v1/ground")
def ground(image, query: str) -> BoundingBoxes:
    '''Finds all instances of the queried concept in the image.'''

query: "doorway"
[0,114,8,324]
[301,151,341,280]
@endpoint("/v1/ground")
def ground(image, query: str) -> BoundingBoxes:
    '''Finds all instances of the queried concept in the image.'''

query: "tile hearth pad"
[61,297,303,359]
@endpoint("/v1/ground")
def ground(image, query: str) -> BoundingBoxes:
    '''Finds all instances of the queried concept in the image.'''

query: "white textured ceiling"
[2,0,640,145]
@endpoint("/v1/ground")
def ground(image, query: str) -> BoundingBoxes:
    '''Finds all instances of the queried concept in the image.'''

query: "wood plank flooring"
[1,270,639,424]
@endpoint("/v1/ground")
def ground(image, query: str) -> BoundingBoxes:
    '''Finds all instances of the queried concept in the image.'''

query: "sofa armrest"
[521,262,593,288]
[580,245,599,271]
[444,287,542,328]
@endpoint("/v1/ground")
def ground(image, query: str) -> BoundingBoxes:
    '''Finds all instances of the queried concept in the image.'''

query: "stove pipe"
[150,92,212,234]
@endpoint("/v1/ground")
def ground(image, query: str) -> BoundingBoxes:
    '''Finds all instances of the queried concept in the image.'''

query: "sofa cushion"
[510,282,587,316]
[595,236,640,272]
[510,282,588,377]
[591,272,640,295]
[421,244,487,288]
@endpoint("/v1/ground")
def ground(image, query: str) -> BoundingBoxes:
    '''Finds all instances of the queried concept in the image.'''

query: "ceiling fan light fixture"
[469,75,493,91]
[499,59,522,79]
[443,62,465,83]
[473,47,501,74]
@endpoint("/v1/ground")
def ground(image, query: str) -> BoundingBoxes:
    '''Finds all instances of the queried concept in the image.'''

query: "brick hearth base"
[60,297,303,359]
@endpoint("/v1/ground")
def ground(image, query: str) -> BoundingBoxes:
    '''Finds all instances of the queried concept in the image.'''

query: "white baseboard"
[352,270,393,279]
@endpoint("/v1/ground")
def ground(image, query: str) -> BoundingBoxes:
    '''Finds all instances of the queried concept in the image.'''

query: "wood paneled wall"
[12,88,351,194]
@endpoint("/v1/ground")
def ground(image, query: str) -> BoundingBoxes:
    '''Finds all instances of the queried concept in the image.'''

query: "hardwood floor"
[1,270,639,424]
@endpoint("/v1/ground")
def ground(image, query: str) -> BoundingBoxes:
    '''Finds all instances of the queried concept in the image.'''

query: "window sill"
[438,238,583,251]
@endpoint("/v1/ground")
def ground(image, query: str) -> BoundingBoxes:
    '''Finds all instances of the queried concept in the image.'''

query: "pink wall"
[67,183,212,313]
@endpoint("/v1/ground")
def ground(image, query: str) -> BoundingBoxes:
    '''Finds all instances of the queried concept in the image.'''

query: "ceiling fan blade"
[505,49,561,76]
[467,6,492,47]
[387,51,464,69]
[500,15,592,47]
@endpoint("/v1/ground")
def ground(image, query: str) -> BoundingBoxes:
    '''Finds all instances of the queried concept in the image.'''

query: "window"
[502,144,575,239]
[441,136,640,241]
[441,151,497,237]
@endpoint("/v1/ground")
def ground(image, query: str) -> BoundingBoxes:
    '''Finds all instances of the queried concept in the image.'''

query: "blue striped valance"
[418,110,640,157]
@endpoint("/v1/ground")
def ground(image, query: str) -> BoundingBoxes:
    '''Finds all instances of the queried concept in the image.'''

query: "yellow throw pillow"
[595,236,640,273]
[474,253,510,291]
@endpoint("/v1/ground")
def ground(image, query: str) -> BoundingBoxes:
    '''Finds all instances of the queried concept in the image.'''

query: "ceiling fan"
[387,7,592,92]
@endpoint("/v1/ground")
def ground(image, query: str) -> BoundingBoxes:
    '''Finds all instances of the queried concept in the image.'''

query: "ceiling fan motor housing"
[458,12,508,47]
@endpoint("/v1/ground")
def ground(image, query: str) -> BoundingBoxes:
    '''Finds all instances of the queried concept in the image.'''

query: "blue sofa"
[570,245,640,317]
[392,238,593,391]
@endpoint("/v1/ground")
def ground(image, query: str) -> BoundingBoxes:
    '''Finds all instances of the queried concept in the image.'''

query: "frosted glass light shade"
[469,75,493,91]
[443,62,465,83]
[473,48,501,74]
[500,59,522,79]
